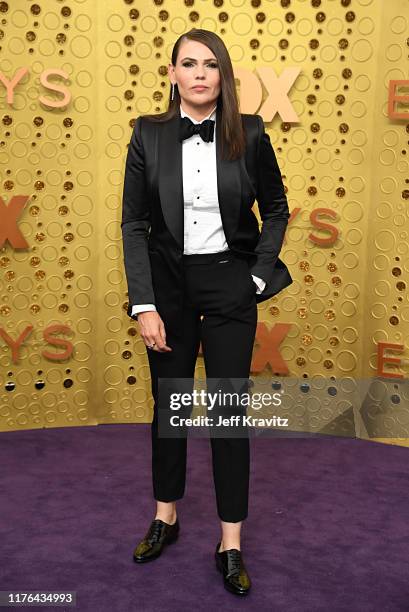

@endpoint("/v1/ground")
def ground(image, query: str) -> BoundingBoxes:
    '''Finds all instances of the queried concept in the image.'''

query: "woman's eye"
[182,62,218,68]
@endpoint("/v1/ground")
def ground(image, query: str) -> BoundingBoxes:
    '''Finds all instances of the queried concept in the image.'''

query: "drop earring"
[171,82,175,101]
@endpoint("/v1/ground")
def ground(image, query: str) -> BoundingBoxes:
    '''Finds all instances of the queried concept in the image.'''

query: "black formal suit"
[121,104,292,523]
[121,105,293,336]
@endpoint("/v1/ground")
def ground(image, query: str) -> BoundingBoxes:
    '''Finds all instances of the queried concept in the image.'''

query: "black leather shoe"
[215,541,251,595]
[133,518,179,563]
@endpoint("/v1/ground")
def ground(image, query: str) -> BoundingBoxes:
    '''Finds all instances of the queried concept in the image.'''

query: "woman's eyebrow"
[180,57,218,62]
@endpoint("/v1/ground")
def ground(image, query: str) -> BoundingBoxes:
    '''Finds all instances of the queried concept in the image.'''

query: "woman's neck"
[180,101,217,122]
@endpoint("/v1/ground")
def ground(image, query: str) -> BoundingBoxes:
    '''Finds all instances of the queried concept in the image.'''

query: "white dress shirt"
[131,104,266,318]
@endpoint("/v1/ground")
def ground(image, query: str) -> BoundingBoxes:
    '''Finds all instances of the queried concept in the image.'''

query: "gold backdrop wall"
[0,0,408,442]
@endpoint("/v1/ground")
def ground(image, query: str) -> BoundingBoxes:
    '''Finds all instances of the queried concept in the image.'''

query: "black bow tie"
[179,116,215,143]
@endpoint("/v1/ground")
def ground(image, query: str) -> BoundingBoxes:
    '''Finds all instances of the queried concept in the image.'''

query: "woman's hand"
[138,311,172,352]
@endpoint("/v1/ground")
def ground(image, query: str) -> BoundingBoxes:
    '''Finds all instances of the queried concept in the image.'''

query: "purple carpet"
[1,424,408,611]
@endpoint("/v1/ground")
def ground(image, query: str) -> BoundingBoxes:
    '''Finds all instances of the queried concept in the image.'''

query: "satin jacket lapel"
[215,105,242,244]
[157,105,242,251]
[158,111,184,250]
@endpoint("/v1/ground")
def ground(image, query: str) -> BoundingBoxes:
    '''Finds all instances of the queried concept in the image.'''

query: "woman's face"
[169,39,221,111]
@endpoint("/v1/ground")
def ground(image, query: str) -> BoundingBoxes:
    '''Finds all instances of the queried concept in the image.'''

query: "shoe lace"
[147,519,164,544]
[226,549,242,577]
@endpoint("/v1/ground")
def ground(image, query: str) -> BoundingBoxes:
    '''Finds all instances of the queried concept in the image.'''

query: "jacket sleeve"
[250,115,290,285]
[121,117,156,312]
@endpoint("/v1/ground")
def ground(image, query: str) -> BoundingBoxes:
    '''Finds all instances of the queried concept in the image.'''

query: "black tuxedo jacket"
[121,105,293,337]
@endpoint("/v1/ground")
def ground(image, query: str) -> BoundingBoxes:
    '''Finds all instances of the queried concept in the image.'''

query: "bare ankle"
[219,541,241,552]
[155,502,177,525]
[155,514,177,525]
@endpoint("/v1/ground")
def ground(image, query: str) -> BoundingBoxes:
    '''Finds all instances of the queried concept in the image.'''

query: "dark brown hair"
[141,28,246,160]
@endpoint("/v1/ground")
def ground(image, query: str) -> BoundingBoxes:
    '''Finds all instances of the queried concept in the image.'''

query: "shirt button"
[193,221,197,224]
[197,196,200,199]
[197,169,200,172]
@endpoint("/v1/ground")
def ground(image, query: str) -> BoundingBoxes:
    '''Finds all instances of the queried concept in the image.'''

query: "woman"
[121,28,292,596]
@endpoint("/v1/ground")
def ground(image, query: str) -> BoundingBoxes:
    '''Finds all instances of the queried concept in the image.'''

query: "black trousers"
[146,248,258,522]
